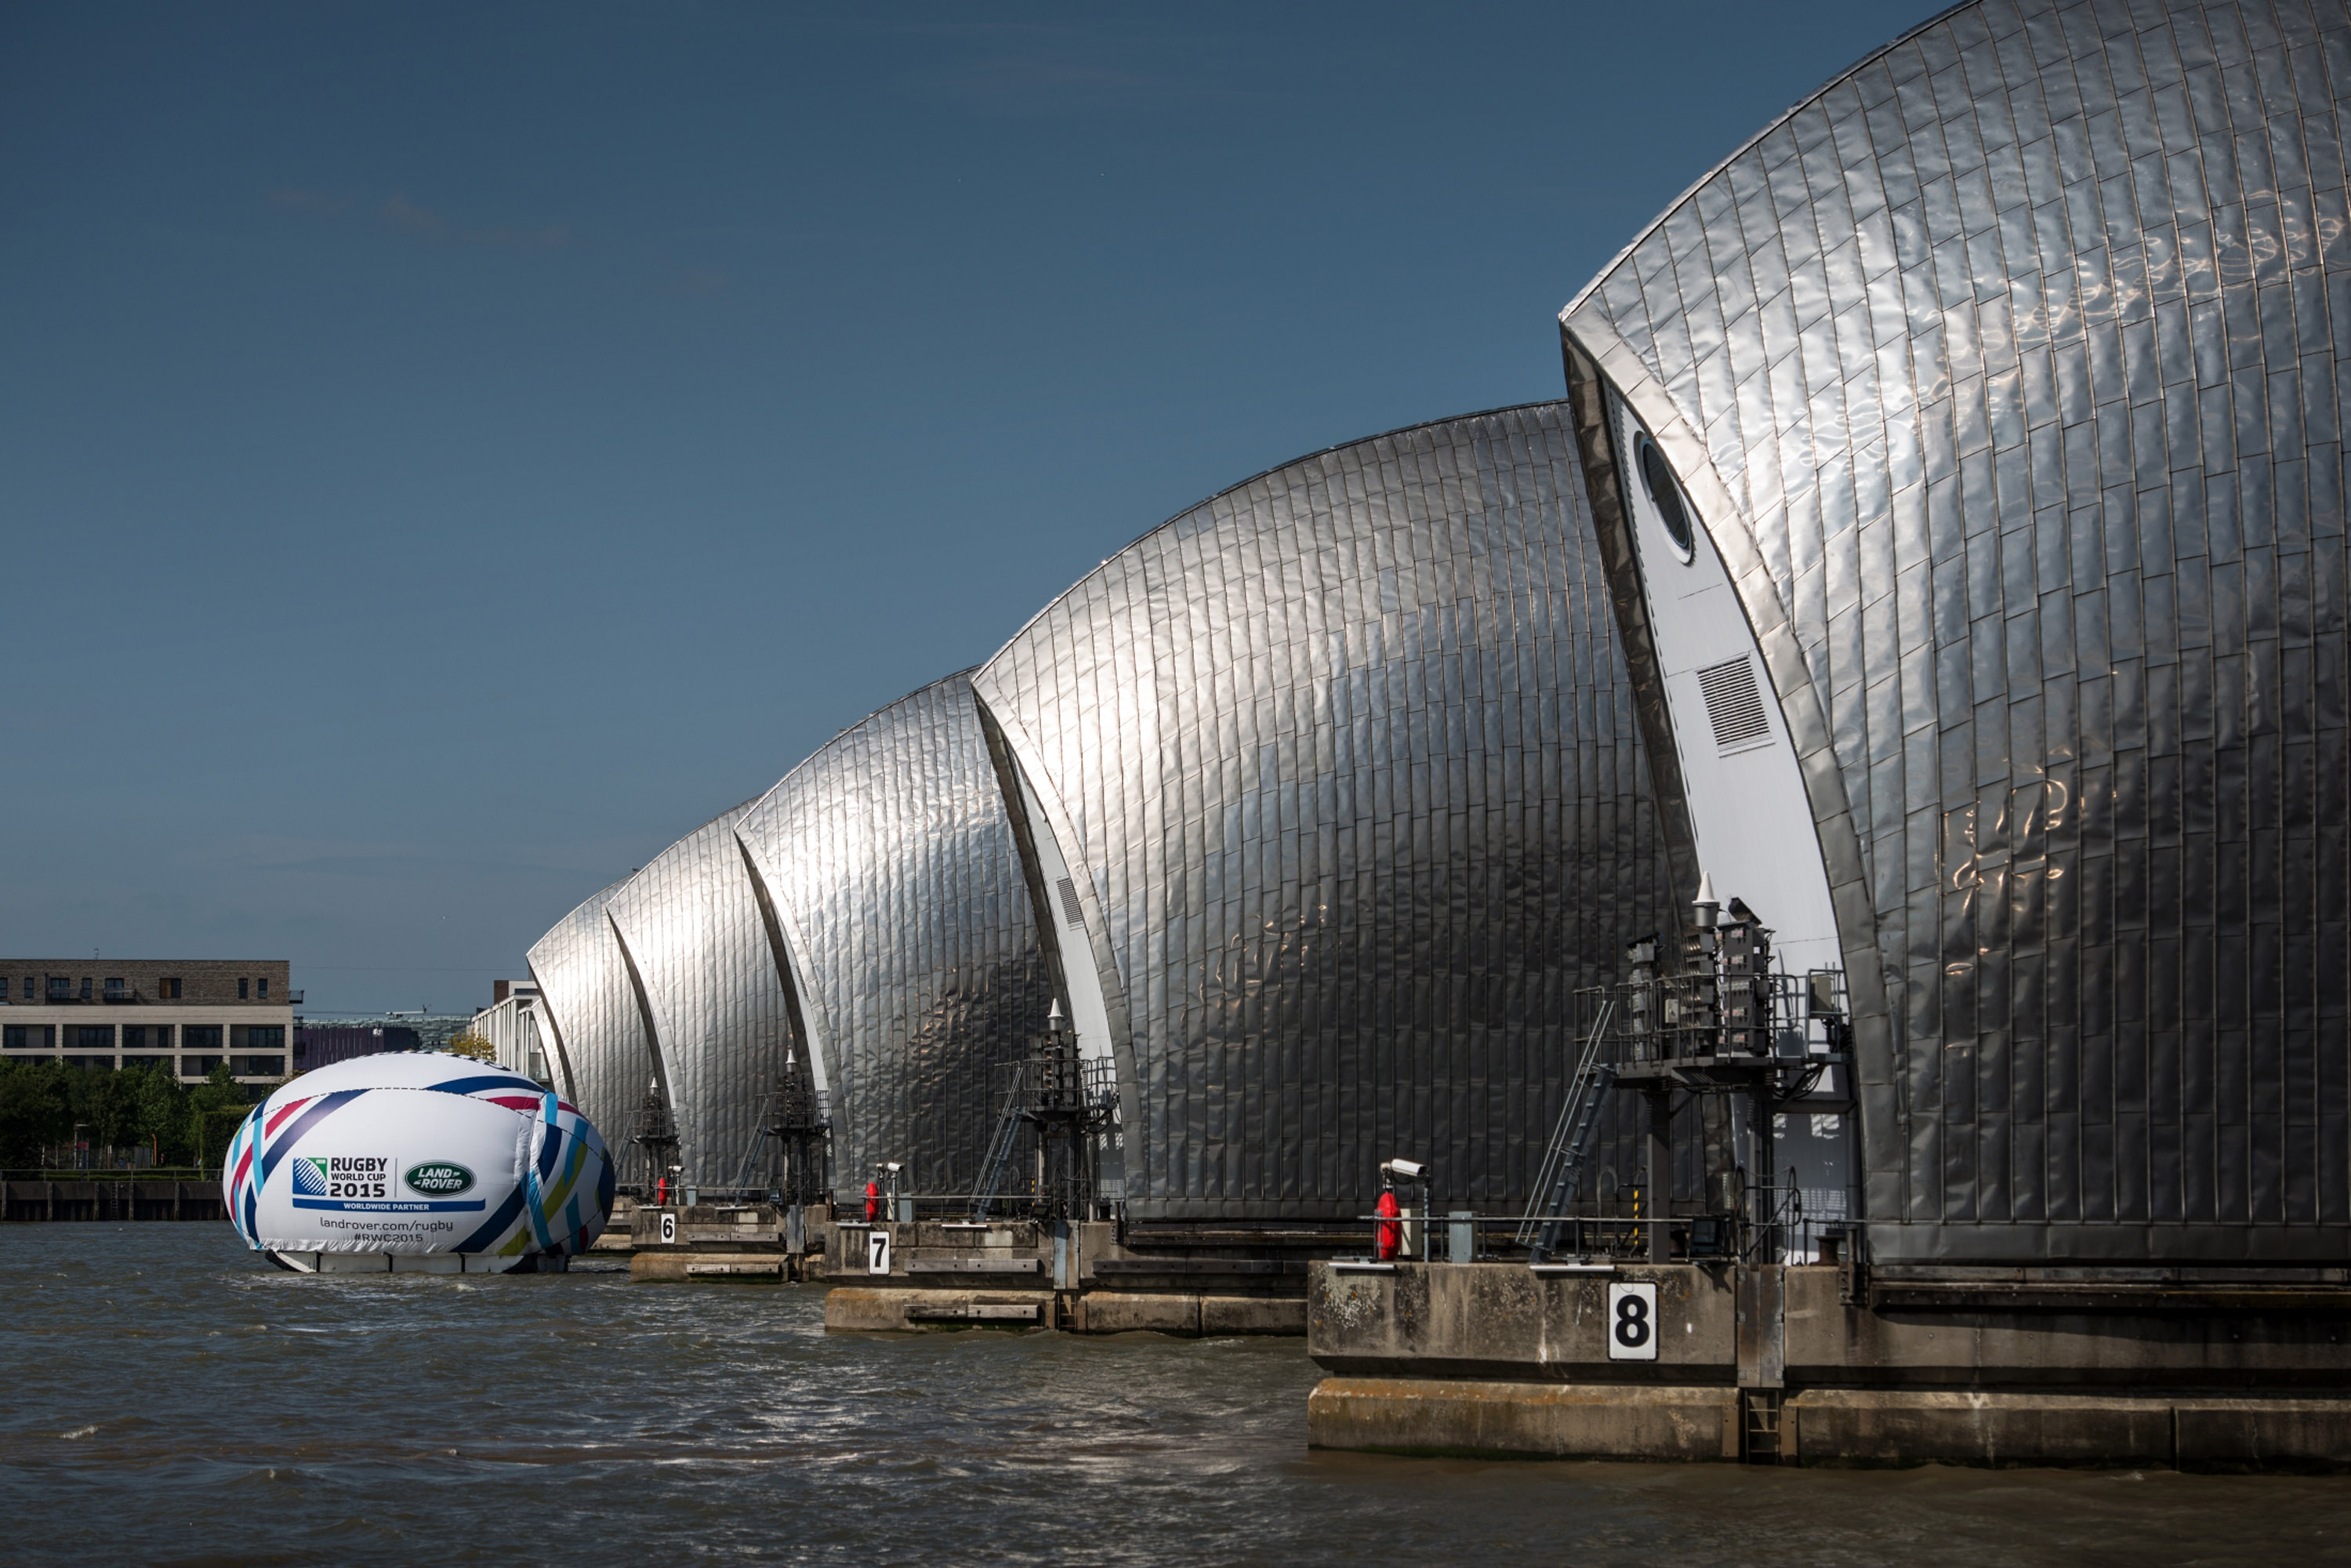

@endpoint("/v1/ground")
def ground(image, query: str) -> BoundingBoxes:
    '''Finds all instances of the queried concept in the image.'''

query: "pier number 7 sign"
[1605,1281,1659,1361]
[866,1229,892,1276]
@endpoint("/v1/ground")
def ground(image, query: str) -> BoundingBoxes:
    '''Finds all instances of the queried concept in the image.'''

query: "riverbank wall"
[2,1178,225,1221]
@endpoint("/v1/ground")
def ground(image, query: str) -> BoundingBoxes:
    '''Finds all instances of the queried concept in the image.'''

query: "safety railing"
[1351,1181,1848,1267]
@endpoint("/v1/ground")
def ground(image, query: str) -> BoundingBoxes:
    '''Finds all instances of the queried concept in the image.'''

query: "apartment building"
[470,978,552,1084]
[0,959,298,1084]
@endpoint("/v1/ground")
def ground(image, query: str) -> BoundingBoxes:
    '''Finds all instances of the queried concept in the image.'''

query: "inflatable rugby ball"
[223,1051,614,1273]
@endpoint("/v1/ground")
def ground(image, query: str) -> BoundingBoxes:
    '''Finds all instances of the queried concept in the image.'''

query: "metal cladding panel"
[604,800,789,1189]
[524,877,648,1148]
[1563,0,2351,1261]
[971,403,1680,1221]
[734,674,1053,1196]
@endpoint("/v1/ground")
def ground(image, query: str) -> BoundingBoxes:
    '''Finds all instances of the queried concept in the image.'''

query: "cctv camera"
[878,1161,902,1174]
[1382,1158,1426,1180]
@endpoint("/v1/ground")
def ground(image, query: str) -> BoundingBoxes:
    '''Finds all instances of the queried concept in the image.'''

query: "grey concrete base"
[826,1287,1052,1331]
[1800,1389,2351,1470]
[822,1286,1308,1335]
[1310,1377,1739,1460]
[1308,1261,2351,1468]
[631,1247,790,1283]
[1072,1291,1306,1336]
[1311,1378,2351,1470]
[1790,1388,2179,1468]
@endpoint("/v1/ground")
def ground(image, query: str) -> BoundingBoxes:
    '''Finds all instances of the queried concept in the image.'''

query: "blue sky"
[2,2,1932,1013]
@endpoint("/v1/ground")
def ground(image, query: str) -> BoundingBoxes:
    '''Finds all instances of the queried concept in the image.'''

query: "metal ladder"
[967,1071,1028,1221]
[1518,1000,1616,1261]
[1740,1388,1785,1463]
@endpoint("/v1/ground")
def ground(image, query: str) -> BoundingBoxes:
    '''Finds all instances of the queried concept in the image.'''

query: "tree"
[0,1058,255,1171]
[0,1067,66,1168]
[124,1062,194,1163]
[189,1062,251,1173]
[446,1029,496,1063]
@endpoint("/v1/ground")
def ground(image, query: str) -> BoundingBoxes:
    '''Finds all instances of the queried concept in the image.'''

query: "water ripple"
[2,1226,2347,1565]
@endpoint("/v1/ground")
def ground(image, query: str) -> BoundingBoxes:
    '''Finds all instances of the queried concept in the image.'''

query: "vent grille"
[1056,877,1086,927]
[1696,656,1772,753]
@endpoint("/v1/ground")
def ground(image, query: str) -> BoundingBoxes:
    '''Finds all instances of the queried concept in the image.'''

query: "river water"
[2,1225,2346,1565]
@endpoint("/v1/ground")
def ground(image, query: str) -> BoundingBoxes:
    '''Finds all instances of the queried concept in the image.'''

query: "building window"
[231,1055,285,1078]
[74,1025,114,1050]
[161,977,182,1000]
[47,977,71,1001]
[80,977,91,1000]
[4,1025,55,1050]
[183,1025,223,1051]
[19,978,29,1000]
[103,977,126,1001]
[238,978,249,1000]
[258,977,269,999]
[233,1025,285,1051]
[183,1056,223,1079]
[1636,433,1697,561]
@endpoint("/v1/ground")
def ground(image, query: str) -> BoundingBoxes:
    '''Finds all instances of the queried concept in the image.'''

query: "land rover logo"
[405,1162,474,1196]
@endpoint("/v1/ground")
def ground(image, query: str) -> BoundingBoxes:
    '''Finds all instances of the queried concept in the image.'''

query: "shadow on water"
[2,1225,2347,1565]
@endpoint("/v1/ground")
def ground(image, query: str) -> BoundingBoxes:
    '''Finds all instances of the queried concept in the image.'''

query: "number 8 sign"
[1605,1281,1659,1361]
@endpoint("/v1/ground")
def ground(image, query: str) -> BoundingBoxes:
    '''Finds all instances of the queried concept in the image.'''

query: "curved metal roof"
[1562,0,2351,1261]
[604,799,788,1190]
[972,401,1679,1221]
[524,877,648,1160]
[734,673,1052,1199]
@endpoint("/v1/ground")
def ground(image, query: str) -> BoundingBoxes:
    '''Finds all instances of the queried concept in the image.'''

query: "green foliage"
[0,1070,66,1168]
[0,1058,263,1171]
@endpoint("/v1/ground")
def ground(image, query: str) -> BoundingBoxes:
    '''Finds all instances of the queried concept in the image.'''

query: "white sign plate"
[659,1210,678,1246]
[867,1228,892,1276]
[1606,1280,1659,1361]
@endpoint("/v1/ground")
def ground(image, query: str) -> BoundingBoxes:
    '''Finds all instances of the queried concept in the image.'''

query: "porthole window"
[1636,435,1696,562]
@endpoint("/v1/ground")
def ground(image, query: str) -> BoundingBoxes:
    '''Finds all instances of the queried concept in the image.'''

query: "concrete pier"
[624,1200,814,1281]
[1306,1261,2351,1469]
[808,1217,1312,1334]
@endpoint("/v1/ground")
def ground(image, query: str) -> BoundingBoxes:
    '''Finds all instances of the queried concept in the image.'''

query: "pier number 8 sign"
[1605,1281,1659,1361]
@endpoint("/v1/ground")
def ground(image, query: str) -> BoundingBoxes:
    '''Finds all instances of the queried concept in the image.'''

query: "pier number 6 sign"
[1605,1281,1659,1361]
[866,1228,892,1276]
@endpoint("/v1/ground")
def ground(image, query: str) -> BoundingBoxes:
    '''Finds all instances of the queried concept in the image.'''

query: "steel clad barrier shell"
[1562,0,2351,1261]
[524,877,651,1176]
[972,402,1680,1221]
[604,800,790,1190]
[734,673,1054,1198]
